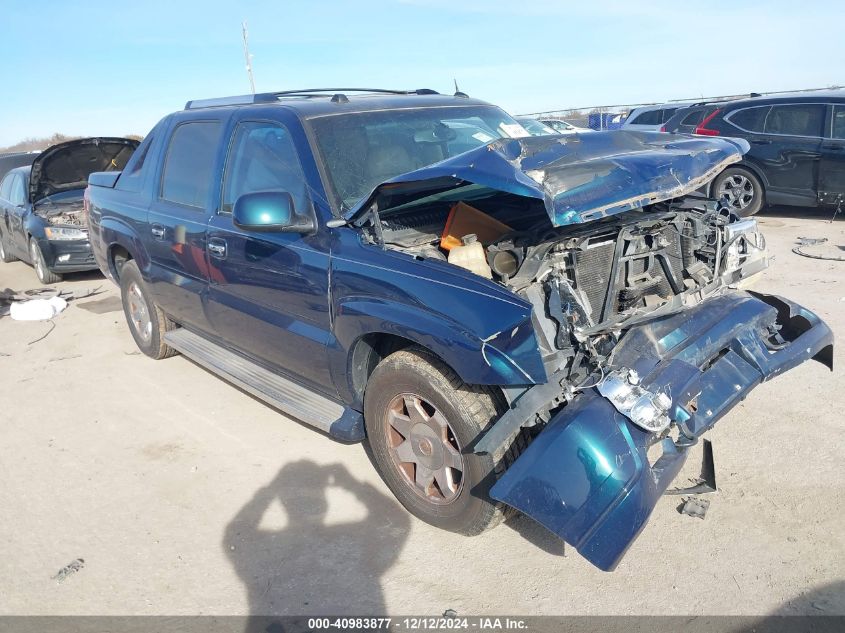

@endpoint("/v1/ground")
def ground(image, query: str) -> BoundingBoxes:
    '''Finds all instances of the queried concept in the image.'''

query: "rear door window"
[764,104,825,137]
[727,106,769,133]
[832,105,845,139]
[160,121,222,208]
[628,109,661,125]
[681,109,708,126]
[660,108,679,123]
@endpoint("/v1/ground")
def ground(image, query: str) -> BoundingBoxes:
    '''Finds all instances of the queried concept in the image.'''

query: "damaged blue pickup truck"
[86,89,833,571]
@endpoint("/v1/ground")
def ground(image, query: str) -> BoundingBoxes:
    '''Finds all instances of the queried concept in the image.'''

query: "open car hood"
[344,131,749,226]
[29,137,139,204]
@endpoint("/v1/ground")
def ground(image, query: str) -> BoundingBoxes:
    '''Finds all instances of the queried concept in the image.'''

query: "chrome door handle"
[150,225,166,239]
[207,239,227,258]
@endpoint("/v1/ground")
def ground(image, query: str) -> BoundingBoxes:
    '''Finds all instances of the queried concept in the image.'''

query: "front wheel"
[713,167,764,217]
[119,260,177,359]
[29,238,61,284]
[364,347,521,535]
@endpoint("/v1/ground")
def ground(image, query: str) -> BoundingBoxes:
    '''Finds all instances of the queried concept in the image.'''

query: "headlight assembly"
[44,226,87,241]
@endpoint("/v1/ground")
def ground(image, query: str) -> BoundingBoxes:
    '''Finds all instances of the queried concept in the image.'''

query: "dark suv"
[677,92,845,216]
[85,88,832,571]
[661,103,721,135]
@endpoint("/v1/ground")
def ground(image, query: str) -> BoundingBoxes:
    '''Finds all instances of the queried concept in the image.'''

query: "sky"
[0,0,842,146]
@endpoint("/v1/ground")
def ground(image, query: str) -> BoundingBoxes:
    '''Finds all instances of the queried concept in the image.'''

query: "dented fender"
[490,291,833,571]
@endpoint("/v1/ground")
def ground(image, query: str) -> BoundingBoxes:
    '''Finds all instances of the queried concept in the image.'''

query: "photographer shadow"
[224,460,410,629]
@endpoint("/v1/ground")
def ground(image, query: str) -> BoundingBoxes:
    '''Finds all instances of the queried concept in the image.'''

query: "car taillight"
[659,125,667,132]
[694,109,722,136]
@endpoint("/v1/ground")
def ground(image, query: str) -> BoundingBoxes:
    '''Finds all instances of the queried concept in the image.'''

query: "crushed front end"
[352,132,833,569]
[480,290,832,570]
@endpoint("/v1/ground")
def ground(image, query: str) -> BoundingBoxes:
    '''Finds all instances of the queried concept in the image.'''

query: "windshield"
[516,118,558,136]
[308,105,529,211]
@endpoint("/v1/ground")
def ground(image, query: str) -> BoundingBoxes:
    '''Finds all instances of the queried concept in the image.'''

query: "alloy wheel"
[383,393,465,504]
[718,173,755,211]
[30,241,45,280]
[126,281,153,343]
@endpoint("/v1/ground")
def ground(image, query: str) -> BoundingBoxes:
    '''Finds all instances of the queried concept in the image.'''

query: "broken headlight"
[597,369,672,433]
[722,219,767,278]
[44,226,86,241]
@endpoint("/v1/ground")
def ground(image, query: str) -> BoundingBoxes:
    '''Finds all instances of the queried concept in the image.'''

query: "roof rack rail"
[272,88,439,97]
[184,93,278,110]
[185,88,440,110]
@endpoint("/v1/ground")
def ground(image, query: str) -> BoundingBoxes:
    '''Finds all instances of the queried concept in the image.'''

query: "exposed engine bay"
[34,199,87,228]
[367,191,768,389]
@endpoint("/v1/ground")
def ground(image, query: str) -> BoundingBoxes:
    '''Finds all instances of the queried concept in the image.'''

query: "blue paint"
[491,291,833,570]
[346,131,749,227]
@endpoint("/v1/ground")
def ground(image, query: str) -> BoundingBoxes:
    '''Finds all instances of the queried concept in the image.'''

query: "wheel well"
[350,334,416,402]
[709,163,767,197]
[108,245,133,280]
[349,333,507,411]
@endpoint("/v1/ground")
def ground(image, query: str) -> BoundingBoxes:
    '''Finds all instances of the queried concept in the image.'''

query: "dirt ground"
[0,208,842,617]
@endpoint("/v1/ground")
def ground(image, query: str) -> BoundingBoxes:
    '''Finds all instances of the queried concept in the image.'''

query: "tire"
[119,260,178,360]
[364,347,525,536]
[712,167,764,217]
[29,238,62,284]
[0,231,17,263]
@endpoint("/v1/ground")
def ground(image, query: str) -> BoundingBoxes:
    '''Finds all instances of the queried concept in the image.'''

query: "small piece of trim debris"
[28,320,56,345]
[679,496,710,519]
[52,558,85,582]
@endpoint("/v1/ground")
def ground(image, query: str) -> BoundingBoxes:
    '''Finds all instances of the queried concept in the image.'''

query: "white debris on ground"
[9,295,67,321]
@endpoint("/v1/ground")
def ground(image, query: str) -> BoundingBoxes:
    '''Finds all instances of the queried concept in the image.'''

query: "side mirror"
[232,191,315,234]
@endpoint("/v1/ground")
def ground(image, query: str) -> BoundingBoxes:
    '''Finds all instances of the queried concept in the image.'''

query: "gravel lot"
[0,208,842,617]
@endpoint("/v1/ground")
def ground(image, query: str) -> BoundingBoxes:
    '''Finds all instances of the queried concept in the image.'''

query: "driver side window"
[221,121,309,215]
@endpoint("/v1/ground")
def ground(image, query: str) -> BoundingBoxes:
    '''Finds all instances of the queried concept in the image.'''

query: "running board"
[163,328,364,442]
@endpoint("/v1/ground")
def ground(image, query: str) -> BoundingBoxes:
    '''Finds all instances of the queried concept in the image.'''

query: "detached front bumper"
[487,291,833,571]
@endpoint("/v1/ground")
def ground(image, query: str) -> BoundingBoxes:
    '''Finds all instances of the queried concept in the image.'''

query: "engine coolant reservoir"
[448,234,492,279]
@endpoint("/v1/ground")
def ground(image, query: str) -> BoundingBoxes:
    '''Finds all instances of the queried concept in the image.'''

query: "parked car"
[514,117,558,136]
[679,92,845,216]
[660,103,721,134]
[0,138,138,283]
[86,88,832,571]
[537,118,592,134]
[622,103,689,131]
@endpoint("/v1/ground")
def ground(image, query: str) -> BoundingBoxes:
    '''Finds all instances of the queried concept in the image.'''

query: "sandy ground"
[0,207,842,617]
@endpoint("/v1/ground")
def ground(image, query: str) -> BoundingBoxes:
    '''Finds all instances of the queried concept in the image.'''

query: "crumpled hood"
[345,131,749,226]
[29,137,139,204]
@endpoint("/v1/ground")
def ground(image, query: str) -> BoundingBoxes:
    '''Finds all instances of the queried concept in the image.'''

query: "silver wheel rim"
[384,393,465,505]
[30,241,46,280]
[127,281,153,343]
[718,173,755,211]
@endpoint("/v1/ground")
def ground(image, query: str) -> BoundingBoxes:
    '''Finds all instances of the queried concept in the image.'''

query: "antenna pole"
[242,21,256,94]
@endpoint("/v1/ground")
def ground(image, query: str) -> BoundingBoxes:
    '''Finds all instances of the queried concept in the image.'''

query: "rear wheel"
[119,260,177,359]
[364,347,522,535]
[713,167,764,217]
[29,238,61,284]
